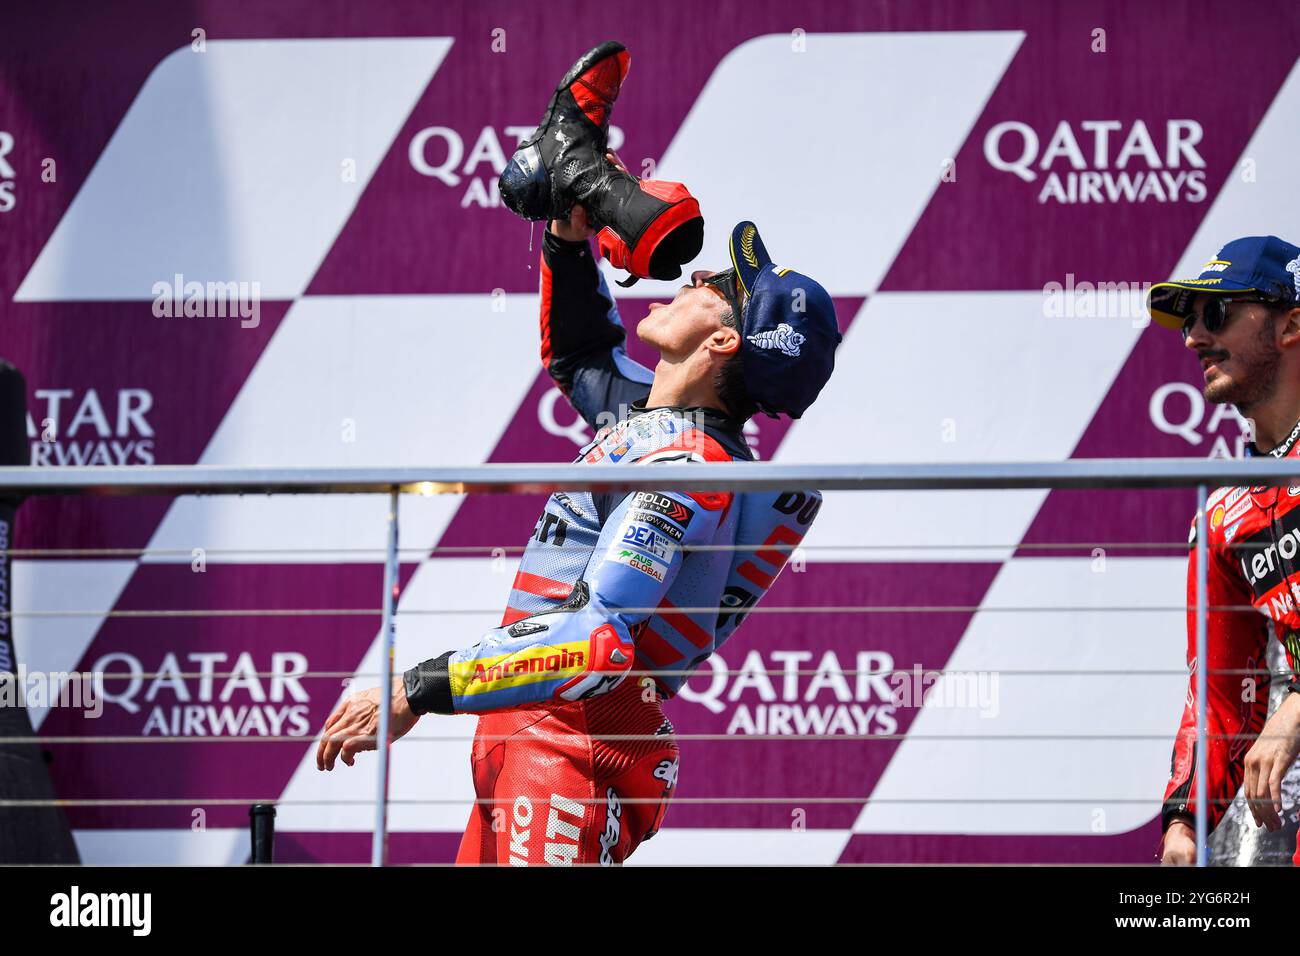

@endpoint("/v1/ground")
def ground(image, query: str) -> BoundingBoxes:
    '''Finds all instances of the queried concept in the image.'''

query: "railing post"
[1194,483,1209,867]
[372,488,400,867]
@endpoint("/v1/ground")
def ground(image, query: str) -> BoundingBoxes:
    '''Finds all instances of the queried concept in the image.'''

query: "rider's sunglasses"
[701,269,745,321]
[1181,296,1277,338]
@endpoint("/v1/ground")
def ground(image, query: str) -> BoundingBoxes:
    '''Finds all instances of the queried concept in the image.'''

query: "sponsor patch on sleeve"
[629,511,685,542]
[618,521,678,561]
[612,548,668,582]
[631,492,694,529]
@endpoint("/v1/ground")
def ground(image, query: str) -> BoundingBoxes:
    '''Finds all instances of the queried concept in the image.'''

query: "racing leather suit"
[403,230,821,865]
[1162,419,1300,863]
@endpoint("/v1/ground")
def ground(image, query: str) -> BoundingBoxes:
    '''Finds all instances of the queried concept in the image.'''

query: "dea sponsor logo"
[91,650,312,737]
[409,124,625,209]
[984,119,1207,205]
[27,387,155,466]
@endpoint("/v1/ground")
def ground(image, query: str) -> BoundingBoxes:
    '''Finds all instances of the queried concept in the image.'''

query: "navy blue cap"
[728,221,841,419]
[1148,235,1300,329]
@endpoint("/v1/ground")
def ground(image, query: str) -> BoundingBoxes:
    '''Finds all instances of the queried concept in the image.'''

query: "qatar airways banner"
[3,0,1298,865]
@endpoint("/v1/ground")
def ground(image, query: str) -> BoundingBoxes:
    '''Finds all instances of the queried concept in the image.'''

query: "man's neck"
[646,359,727,414]
[1242,389,1300,452]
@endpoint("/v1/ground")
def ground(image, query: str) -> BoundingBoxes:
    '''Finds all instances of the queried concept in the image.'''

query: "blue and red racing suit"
[1162,418,1300,863]
[403,230,822,865]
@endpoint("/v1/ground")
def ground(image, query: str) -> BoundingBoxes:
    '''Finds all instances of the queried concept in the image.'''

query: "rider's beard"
[1205,319,1281,410]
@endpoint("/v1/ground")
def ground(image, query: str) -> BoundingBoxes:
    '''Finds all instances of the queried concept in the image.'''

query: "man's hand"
[1243,691,1300,830]
[316,676,419,771]
[548,151,628,241]
[1160,820,1197,865]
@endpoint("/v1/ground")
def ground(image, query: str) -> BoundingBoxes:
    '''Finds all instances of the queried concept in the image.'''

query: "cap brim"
[728,221,772,297]
[1146,279,1261,330]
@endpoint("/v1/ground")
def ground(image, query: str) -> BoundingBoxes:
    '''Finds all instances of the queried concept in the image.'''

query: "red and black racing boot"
[499,42,703,282]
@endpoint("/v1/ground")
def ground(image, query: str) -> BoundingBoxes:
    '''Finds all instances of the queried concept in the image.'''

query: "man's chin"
[1204,376,1245,406]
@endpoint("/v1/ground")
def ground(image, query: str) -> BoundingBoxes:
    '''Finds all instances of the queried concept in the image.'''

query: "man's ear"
[708,325,742,358]
[1280,307,1300,349]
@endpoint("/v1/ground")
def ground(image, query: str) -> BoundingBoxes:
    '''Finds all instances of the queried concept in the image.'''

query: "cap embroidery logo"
[1286,256,1300,298]
[747,322,805,357]
[741,226,760,268]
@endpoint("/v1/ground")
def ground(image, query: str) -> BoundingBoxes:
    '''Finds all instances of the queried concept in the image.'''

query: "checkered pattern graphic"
[8,15,1300,864]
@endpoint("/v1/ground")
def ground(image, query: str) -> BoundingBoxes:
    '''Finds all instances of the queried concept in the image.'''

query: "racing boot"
[499,42,703,282]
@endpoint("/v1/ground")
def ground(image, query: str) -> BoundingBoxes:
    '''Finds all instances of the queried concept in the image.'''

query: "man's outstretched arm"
[403,489,726,715]
[316,488,727,769]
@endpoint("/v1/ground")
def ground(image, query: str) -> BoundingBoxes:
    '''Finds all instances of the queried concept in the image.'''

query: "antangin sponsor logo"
[459,643,588,691]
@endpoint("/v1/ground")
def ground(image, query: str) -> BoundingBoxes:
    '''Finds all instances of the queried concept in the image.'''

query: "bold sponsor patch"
[1224,520,1243,543]
[619,522,677,561]
[630,510,685,542]
[1207,486,1233,509]
[1225,486,1249,508]
[1289,485,1300,498]
[632,492,693,529]
[614,548,667,582]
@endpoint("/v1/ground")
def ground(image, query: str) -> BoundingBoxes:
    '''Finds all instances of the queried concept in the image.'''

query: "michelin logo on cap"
[747,323,805,357]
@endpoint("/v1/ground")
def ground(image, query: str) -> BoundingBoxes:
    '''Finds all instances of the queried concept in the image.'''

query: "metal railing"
[6,457,1300,868]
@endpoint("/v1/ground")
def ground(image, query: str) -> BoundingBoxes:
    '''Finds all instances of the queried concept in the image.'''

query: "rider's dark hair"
[714,308,759,421]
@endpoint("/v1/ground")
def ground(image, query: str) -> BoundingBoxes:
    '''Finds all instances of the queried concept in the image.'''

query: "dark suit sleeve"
[539,230,653,430]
